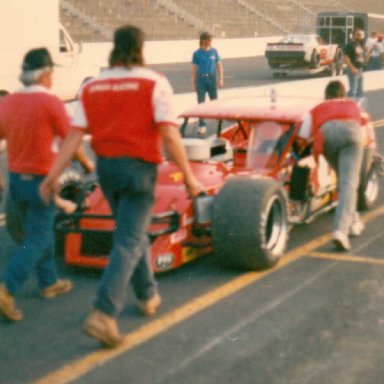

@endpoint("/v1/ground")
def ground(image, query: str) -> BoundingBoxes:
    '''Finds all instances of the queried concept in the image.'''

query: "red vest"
[310,99,362,155]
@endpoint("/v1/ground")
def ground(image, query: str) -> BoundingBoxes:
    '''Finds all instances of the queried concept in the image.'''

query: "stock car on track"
[55,94,383,272]
[265,34,344,77]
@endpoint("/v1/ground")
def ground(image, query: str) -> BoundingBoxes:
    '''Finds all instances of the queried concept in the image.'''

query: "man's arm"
[40,129,85,204]
[74,144,95,174]
[343,45,358,75]
[216,61,224,88]
[160,124,203,197]
[192,64,197,92]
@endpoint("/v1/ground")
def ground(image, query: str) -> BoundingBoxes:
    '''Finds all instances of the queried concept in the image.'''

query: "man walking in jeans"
[192,32,224,134]
[40,25,203,347]
[0,48,73,321]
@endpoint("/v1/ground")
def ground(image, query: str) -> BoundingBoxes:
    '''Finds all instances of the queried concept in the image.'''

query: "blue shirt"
[192,48,221,75]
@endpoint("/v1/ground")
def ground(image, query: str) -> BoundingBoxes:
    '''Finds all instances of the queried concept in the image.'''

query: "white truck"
[0,0,101,100]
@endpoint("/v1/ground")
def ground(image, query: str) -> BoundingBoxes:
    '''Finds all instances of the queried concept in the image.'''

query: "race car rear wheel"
[212,178,288,270]
[358,149,380,210]
[334,48,344,75]
[309,50,320,69]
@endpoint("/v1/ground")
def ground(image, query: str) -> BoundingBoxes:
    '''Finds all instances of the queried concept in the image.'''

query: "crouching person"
[298,80,365,251]
[0,48,74,322]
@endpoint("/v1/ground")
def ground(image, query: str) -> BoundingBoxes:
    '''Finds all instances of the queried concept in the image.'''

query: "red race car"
[56,94,383,272]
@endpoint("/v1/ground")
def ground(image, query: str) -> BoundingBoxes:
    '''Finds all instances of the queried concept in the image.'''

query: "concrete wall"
[83,36,282,65]
[81,37,384,116]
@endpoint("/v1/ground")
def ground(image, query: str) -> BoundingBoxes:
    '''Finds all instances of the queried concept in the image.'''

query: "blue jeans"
[95,156,158,317]
[196,76,217,127]
[1,173,57,295]
[322,121,364,235]
[346,68,364,100]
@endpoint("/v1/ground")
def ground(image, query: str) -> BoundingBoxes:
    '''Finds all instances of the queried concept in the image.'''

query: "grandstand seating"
[60,0,384,42]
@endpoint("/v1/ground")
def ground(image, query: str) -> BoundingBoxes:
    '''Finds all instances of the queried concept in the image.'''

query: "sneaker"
[138,293,162,317]
[40,279,73,299]
[333,231,351,251]
[349,220,365,237]
[83,309,123,348]
[0,283,23,321]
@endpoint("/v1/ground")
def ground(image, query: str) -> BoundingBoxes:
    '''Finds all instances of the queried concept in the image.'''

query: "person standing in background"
[365,32,383,70]
[192,32,224,134]
[40,25,203,348]
[343,29,366,104]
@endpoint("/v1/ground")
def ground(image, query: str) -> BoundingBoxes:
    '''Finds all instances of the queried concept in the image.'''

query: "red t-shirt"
[310,99,362,155]
[0,86,70,175]
[72,66,178,164]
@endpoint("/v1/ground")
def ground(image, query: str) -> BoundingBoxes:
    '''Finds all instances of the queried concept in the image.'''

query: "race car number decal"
[170,172,184,182]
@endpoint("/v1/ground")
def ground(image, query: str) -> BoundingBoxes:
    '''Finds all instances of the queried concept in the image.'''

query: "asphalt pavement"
[1,60,384,384]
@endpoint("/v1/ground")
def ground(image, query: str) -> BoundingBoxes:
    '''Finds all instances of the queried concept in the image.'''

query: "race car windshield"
[246,121,286,170]
[180,118,237,138]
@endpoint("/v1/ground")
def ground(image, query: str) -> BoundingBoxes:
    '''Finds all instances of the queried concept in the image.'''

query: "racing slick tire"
[334,48,344,75]
[358,149,380,211]
[212,177,288,270]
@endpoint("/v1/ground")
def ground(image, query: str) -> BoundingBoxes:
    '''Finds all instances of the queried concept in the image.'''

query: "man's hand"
[39,178,57,206]
[184,175,204,198]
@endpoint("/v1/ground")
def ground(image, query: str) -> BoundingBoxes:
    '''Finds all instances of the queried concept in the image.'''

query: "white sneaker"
[349,220,364,237]
[333,231,351,251]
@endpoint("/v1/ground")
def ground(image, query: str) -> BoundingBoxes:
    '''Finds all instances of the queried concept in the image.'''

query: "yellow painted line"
[307,251,384,266]
[33,208,384,384]
[34,233,333,384]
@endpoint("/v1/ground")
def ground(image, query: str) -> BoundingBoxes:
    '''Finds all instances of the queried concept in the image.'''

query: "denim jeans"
[346,68,364,100]
[95,156,158,317]
[321,120,364,235]
[196,76,217,127]
[1,173,57,295]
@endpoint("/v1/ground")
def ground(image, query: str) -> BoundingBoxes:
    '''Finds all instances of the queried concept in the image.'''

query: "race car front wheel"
[358,149,380,210]
[212,178,288,270]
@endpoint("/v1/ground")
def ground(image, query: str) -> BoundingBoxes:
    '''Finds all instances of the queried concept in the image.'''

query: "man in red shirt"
[0,48,74,321]
[298,80,365,251]
[40,26,203,347]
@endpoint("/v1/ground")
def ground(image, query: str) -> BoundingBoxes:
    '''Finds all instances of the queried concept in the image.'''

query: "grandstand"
[60,0,384,42]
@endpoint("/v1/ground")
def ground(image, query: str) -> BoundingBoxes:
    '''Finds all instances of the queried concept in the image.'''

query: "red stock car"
[56,95,383,272]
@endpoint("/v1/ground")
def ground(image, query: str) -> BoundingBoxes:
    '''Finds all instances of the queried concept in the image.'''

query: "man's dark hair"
[109,25,145,67]
[325,80,346,99]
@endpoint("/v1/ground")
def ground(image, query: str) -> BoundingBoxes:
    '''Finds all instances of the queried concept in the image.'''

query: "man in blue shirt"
[192,32,224,133]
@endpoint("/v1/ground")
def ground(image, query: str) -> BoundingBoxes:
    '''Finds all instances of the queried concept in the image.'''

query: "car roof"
[180,95,322,123]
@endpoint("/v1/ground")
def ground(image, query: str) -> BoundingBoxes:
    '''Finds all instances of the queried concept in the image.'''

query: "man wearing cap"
[192,32,224,133]
[40,25,203,347]
[0,47,74,322]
